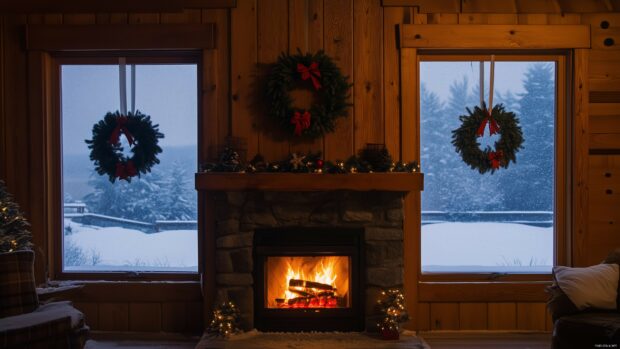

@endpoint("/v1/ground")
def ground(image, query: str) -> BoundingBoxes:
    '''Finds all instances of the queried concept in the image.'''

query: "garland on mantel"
[200,149,420,174]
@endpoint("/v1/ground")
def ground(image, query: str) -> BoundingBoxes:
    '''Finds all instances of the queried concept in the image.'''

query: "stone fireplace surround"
[212,190,405,331]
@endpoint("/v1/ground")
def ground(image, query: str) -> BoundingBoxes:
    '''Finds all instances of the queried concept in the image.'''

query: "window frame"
[416,51,570,284]
[50,51,203,281]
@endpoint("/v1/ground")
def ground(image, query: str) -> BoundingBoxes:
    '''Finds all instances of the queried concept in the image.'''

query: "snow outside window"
[61,64,198,273]
[420,60,555,273]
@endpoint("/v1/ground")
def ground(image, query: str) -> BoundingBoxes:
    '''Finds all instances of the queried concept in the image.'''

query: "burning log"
[289,279,335,291]
[288,288,314,298]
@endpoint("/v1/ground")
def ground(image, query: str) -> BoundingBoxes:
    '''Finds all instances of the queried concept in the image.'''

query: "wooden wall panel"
[257,0,289,161]
[416,302,431,331]
[230,0,259,158]
[430,303,459,330]
[353,0,384,150]
[323,0,354,161]
[487,303,517,330]
[459,303,487,330]
[586,155,620,265]
[573,48,590,267]
[383,7,405,160]
[98,302,129,331]
[516,303,547,331]
[129,303,162,332]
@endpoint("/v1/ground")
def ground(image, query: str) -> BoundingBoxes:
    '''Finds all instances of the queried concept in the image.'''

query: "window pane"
[62,64,198,273]
[420,61,554,273]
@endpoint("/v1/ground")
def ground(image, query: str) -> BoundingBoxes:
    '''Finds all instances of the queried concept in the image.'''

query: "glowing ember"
[266,256,350,309]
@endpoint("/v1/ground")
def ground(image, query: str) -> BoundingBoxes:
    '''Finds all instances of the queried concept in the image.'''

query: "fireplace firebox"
[254,227,364,332]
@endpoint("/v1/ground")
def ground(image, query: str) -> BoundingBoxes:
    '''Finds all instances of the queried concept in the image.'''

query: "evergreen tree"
[154,163,197,221]
[420,83,449,211]
[84,172,161,223]
[502,63,555,210]
[0,180,32,252]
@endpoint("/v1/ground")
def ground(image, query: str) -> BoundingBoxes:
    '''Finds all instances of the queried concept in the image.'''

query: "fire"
[266,256,349,309]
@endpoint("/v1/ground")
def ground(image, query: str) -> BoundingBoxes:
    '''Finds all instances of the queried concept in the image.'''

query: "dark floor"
[420,332,551,349]
[85,331,552,349]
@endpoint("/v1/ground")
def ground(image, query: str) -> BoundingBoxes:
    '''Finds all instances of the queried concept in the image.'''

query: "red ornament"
[297,62,322,90]
[316,159,324,169]
[290,111,311,136]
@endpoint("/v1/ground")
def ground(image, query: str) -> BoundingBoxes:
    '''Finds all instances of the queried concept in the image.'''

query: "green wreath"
[266,51,351,139]
[452,103,524,174]
[86,111,164,182]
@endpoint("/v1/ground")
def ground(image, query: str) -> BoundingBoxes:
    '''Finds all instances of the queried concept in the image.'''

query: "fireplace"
[254,227,364,331]
[210,191,407,332]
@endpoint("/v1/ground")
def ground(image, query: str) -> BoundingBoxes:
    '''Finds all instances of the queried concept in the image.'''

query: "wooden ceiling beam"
[0,0,236,14]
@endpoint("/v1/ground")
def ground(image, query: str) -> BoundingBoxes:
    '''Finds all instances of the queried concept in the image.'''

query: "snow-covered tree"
[501,63,555,210]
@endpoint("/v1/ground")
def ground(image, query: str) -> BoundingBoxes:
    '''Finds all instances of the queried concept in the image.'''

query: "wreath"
[86,111,164,182]
[452,103,523,174]
[266,51,351,139]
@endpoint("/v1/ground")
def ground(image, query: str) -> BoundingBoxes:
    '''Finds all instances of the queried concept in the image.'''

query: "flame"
[266,256,349,308]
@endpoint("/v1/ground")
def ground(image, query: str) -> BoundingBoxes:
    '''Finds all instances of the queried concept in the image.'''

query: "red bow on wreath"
[476,110,500,137]
[488,150,504,169]
[291,111,311,136]
[109,116,135,146]
[297,62,322,90]
[115,160,138,180]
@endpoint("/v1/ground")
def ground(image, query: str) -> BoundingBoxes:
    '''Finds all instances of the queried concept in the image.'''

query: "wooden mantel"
[195,172,423,192]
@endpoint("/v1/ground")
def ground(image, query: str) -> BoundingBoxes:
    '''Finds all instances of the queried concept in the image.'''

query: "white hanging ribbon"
[479,55,496,112]
[118,58,136,115]
[119,57,127,115]
[488,54,495,114]
[479,61,484,108]
[130,64,136,114]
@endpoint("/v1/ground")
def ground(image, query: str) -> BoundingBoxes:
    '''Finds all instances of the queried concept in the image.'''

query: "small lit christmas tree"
[376,288,409,340]
[207,301,241,338]
[0,180,32,253]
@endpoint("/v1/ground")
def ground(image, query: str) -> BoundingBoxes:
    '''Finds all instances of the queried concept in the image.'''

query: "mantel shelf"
[195,172,424,192]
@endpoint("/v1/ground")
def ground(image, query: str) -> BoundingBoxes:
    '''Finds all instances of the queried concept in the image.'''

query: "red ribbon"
[297,62,322,90]
[115,160,138,181]
[488,150,504,169]
[476,110,500,137]
[109,116,135,146]
[291,111,311,136]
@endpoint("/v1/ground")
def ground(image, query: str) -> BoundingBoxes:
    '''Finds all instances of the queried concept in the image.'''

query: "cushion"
[0,250,39,317]
[554,264,619,311]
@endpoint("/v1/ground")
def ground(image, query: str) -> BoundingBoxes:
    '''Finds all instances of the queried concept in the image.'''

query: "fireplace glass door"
[266,256,350,309]
[254,227,363,332]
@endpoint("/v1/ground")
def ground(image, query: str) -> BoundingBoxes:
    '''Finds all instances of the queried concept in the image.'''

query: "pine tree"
[0,180,33,252]
[502,63,555,210]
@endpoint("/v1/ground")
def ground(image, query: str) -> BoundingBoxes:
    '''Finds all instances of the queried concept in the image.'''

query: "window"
[419,54,566,274]
[60,56,199,274]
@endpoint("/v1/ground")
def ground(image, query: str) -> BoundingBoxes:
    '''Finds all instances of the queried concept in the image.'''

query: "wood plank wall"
[1,0,619,333]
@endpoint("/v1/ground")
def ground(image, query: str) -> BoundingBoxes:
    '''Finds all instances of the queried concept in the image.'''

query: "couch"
[0,250,89,349]
[548,250,620,349]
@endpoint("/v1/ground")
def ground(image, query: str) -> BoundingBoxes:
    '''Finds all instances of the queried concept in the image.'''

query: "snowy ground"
[63,220,552,274]
[422,222,553,273]
[64,219,197,272]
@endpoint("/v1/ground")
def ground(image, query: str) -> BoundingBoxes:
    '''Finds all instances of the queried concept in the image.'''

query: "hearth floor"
[195,330,429,349]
